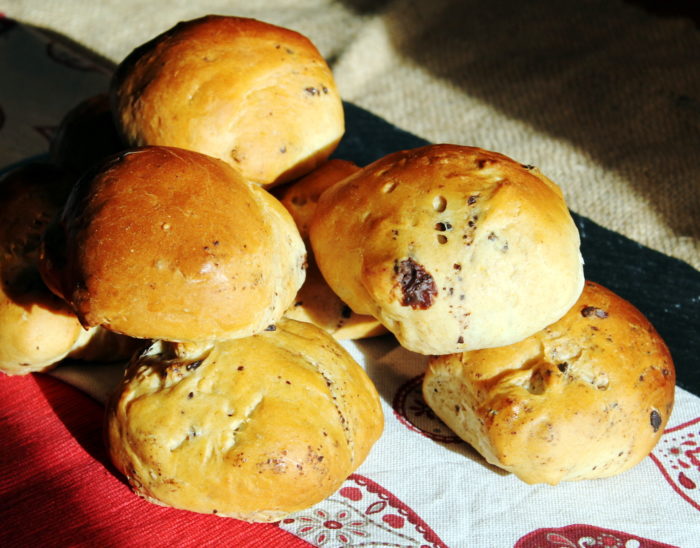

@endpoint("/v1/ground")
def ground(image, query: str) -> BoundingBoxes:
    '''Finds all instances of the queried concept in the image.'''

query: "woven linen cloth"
[1,3,700,547]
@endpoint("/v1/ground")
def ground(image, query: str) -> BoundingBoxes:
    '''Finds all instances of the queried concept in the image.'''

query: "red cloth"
[0,374,310,547]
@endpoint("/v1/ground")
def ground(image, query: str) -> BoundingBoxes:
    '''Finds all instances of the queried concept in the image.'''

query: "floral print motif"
[282,508,369,545]
[278,474,447,547]
[392,374,462,443]
[650,416,700,511]
[515,524,677,548]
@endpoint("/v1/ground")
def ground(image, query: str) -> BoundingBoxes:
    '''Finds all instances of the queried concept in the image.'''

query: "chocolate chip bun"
[0,164,136,374]
[106,317,384,522]
[277,159,360,240]
[285,261,387,340]
[278,159,386,339]
[423,281,675,484]
[309,144,585,355]
[40,146,306,343]
[111,15,344,188]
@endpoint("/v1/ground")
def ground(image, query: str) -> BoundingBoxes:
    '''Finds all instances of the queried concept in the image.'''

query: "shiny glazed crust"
[111,15,344,188]
[310,144,584,355]
[40,146,307,342]
[423,281,675,484]
[106,318,384,521]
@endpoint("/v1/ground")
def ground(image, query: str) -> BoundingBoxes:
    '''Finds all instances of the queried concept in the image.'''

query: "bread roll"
[0,164,136,374]
[106,318,384,521]
[278,159,386,339]
[423,281,675,484]
[40,146,306,342]
[277,159,360,240]
[49,93,123,176]
[285,260,387,340]
[310,144,585,355]
[111,15,344,188]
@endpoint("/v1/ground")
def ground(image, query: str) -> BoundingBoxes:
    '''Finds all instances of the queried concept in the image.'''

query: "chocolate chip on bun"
[423,281,675,484]
[40,146,307,343]
[309,144,585,355]
[106,317,384,522]
[111,15,344,188]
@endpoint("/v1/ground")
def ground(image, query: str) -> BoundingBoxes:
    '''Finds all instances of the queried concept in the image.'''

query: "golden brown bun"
[106,318,384,522]
[49,93,124,176]
[111,15,344,188]
[0,164,137,374]
[278,159,386,339]
[40,146,306,342]
[310,144,585,355]
[277,159,360,239]
[423,281,675,484]
[285,260,387,340]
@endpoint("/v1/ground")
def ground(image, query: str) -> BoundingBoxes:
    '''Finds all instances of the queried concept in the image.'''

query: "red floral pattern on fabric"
[279,474,448,547]
[393,374,462,443]
[515,524,678,548]
[650,416,700,511]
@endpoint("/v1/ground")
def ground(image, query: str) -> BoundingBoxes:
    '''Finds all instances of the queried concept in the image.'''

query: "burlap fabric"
[6,0,699,271]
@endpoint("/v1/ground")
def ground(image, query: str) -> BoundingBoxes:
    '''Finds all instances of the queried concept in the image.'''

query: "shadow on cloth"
[350,336,508,476]
[35,373,131,488]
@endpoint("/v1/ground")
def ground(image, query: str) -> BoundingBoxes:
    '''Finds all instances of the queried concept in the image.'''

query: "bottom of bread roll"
[105,318,384,521]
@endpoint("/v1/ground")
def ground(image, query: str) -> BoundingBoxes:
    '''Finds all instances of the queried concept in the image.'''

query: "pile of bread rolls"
[307,143,674,484]
[1,13,675,520]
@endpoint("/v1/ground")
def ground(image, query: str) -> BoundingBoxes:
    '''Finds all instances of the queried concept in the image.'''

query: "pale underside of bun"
[106,318,383,521]
[423,281,675,484]
[284,259,387,340]
[310,144,585,355]
[277,158,360,240]
[111,15,345,188]
[278,159,386,339]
